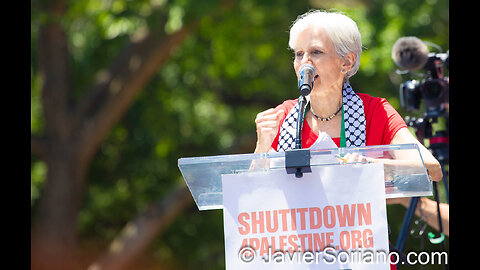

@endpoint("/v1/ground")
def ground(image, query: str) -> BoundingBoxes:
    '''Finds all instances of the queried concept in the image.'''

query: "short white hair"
[289,10,362,81]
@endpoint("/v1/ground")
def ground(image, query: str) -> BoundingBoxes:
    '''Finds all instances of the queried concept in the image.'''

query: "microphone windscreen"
[392,36,429,71]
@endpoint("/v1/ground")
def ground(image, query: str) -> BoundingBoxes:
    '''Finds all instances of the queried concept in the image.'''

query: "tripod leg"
[395,196,419,252]
[440,160,449,204]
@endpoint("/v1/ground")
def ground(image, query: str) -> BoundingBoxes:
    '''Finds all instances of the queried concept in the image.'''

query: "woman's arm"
[390,127,443,181]
[387,197,449,237]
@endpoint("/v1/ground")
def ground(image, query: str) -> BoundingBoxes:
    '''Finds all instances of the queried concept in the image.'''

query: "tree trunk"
[88,185,193,270]
[31,144,88,270]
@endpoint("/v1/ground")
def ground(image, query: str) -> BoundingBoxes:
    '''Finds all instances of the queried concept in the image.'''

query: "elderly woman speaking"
[254,10,442,182]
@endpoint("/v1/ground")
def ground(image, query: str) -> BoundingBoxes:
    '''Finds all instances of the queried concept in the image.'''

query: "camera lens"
[400,80,421,112]
[422,79,445,100]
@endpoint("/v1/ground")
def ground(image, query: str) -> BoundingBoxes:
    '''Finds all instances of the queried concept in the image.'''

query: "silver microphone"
[298,63,316,96]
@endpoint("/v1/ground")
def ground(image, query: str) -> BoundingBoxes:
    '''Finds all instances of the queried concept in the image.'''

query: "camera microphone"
[393,36,449,116]
[298,63,316,96]
[392,36,429,71]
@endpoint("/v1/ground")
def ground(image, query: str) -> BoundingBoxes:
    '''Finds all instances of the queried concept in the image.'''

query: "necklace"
[310,103,342,122]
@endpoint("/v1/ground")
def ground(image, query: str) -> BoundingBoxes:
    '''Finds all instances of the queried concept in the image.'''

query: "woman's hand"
[339,152,369,163]
[254,108,284,153]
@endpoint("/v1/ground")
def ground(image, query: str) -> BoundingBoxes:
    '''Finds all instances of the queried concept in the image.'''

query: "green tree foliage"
[31,0,448,269]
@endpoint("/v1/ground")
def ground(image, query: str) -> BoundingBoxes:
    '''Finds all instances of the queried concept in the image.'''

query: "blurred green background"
[31,0,449,269]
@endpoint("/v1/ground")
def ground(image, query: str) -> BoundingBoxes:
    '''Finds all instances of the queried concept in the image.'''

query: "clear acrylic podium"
[178,143,432,211]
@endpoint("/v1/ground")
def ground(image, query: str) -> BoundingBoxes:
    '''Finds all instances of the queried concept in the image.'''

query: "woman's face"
[293,26,347,94]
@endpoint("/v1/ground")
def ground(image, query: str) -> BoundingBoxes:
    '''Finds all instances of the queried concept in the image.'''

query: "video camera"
[392,37,449,117]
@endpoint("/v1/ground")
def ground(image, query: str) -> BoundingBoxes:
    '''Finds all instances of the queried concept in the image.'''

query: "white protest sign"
[222,163,391,270]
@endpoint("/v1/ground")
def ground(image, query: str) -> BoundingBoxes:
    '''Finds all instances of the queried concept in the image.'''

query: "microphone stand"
[285,64,314,178]
[285,95,312,178]
[285,94,311,178]
[295,95,307,150]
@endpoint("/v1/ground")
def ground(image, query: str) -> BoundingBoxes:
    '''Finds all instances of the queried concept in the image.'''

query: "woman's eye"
[294,50,322,59]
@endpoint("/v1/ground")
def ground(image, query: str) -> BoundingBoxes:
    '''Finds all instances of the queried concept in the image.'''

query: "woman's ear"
[342,52,355,73]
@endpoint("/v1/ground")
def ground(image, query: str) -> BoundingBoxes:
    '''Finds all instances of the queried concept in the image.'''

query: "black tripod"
[395,109,449,269]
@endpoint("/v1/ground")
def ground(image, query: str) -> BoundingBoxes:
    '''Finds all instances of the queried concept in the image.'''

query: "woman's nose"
[301,53,313,65]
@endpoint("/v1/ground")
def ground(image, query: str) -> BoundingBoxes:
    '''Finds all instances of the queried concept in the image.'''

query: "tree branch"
[73,21,197,164]
[87,184,194,270]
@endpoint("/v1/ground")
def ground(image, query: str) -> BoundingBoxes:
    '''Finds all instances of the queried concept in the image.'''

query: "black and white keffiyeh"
[277,82,366,151]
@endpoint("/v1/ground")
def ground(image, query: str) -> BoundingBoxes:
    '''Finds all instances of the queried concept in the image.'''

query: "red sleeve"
[271,100,296,151]
[359,93,407,146]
